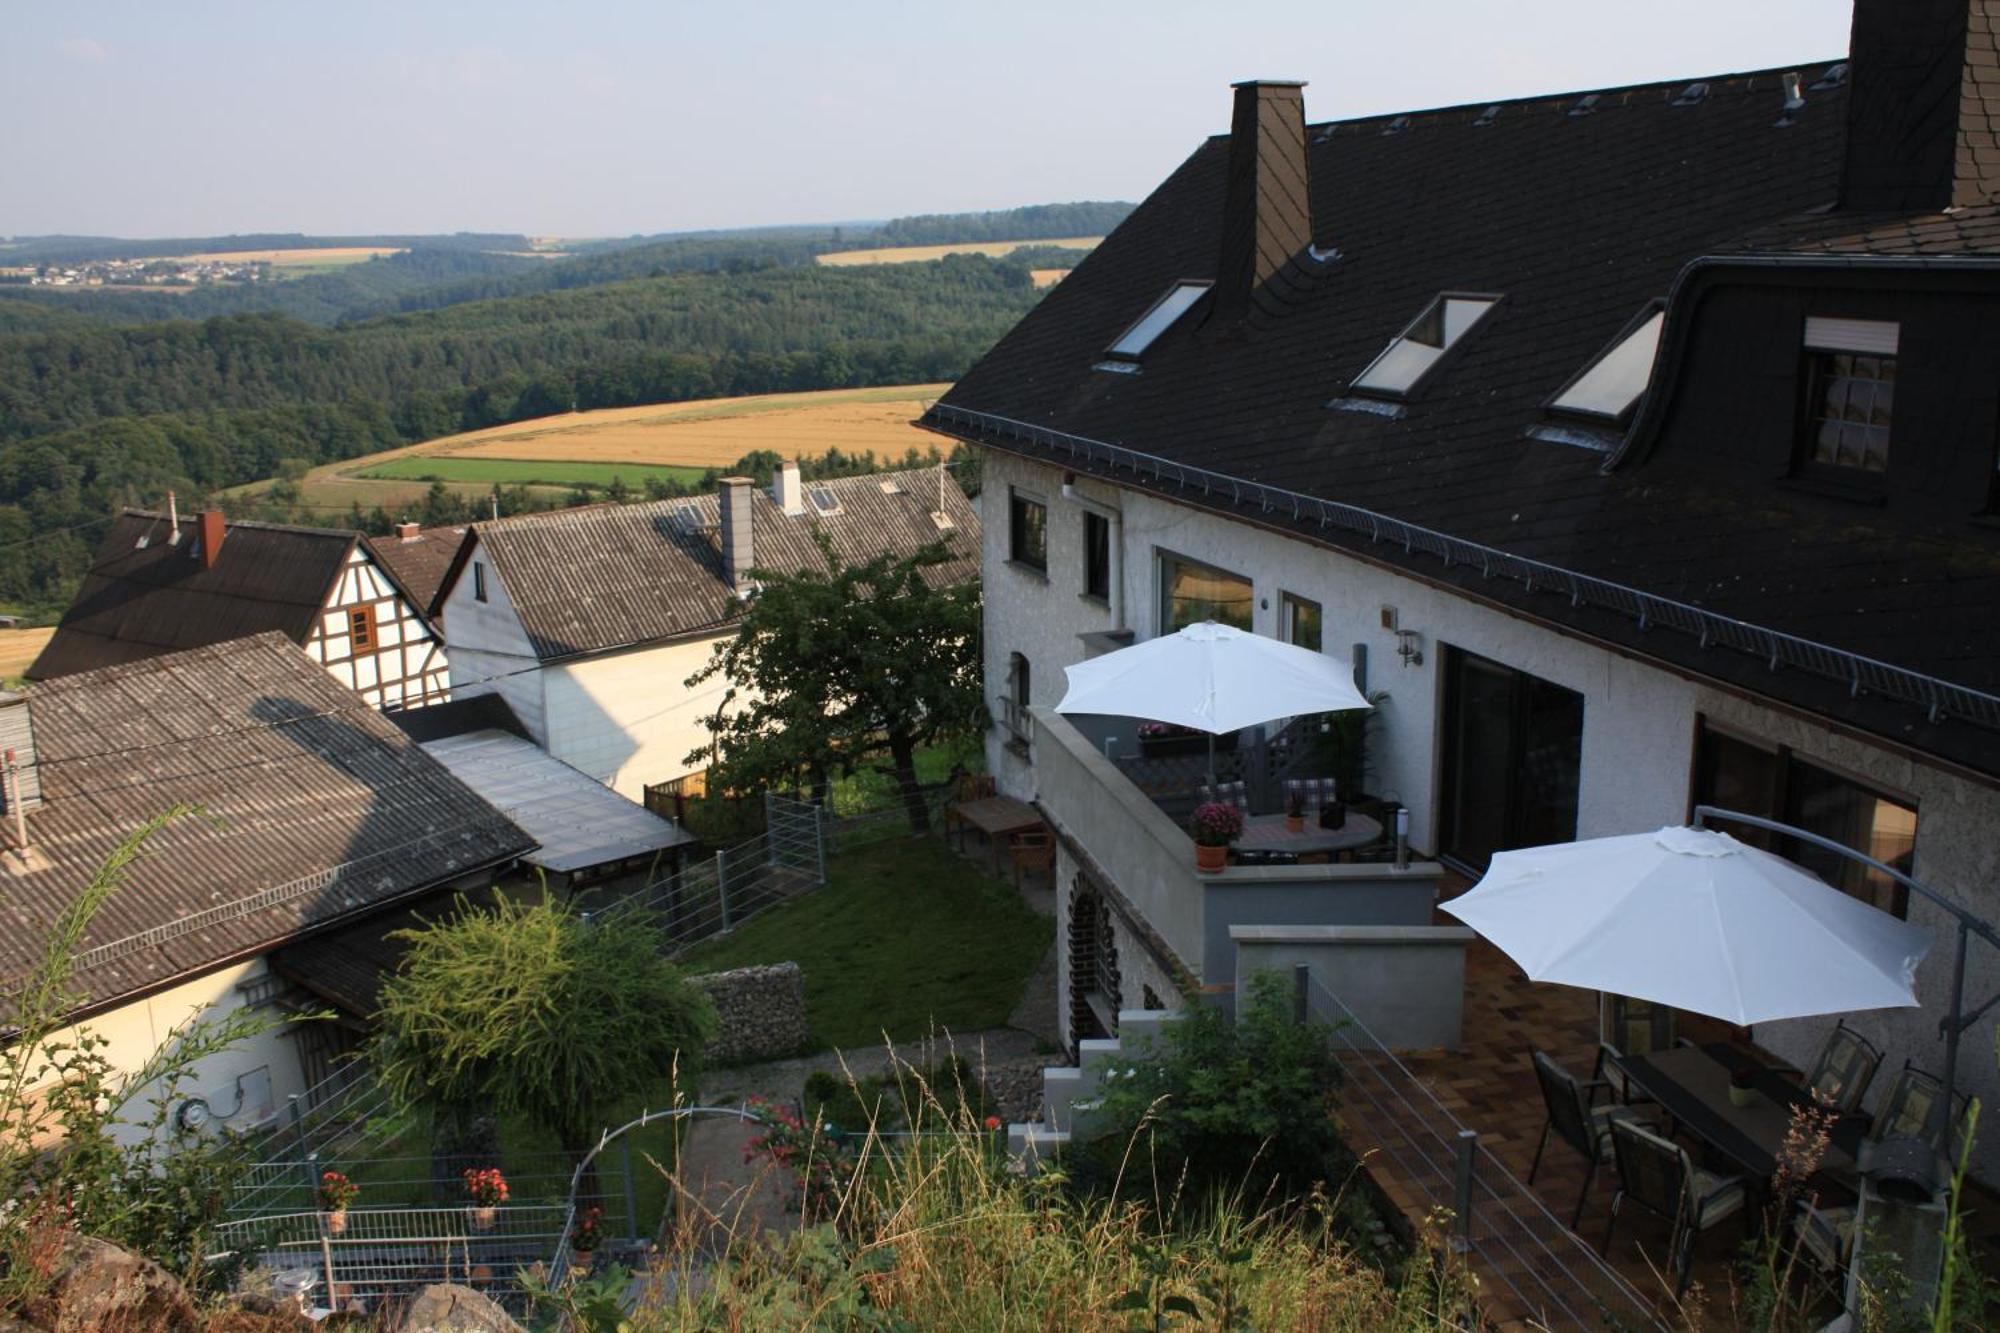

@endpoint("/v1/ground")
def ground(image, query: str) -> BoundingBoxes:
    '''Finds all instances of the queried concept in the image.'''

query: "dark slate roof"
[1730,199,2000,255]
[30,511,357,679]
[365,525,468,620]
[0,633,533,1010]
[444,467,980,661]
[924,62,2000,778]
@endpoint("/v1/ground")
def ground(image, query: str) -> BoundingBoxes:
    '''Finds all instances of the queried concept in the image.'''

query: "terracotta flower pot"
[1285,815,1304,833]
[470,1205,497,1231]
[325,1209,348,1237]
[1194,843,1227,872]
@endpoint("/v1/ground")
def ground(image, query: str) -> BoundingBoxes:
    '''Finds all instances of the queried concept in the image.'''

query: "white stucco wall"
[33,958,310,1147]
[543,635,732,799]
[437,546,547,742]
[980,446,2000,1173]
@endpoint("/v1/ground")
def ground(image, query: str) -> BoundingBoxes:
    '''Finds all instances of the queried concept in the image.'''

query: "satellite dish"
[174,1097,212,1132]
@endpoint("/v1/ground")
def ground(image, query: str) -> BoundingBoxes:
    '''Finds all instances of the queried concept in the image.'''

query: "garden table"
[1610,1043,1865,1187]
[946,795,1044,870]
[1234,810,1381,859]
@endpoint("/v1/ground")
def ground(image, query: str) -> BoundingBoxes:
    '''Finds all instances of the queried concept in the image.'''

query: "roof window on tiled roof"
[1349,294,1499,398]
[1105,281,1211,360]
[1549,304,1665,421]
[808,485,844,517]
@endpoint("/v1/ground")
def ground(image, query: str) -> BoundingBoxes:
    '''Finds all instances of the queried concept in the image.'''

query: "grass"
[351,455,709,490]
[681,835,1051,1049]
[824,735,981,815]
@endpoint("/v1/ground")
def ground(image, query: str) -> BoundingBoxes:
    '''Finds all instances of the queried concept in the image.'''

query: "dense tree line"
[0,256,1031,611]
[876,201,1132,246]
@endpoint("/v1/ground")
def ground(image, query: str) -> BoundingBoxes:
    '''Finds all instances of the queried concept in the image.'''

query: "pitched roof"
[29,511,357,679]
[444,467,980,661]
[364,525,468,620]
[925,61,2000,779]
[0,633,533,1010]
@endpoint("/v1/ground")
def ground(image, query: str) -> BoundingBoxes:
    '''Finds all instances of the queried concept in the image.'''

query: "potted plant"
[1728,1065,1758,1109]
[463,1165,508,1230]
[1285,788,1306,833]
[318,1169,358,1236]
[1189,801,1243,872]
[567,1204,604,1275]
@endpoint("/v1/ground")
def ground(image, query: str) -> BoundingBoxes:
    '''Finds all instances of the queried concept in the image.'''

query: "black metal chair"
[1528,1050,1654,1228]
[1800,1022,1882,1115]
[1604,1119,1747,1294]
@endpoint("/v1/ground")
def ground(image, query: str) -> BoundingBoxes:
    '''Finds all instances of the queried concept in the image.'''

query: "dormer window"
[1351,294,1499,398]
[1799,317,1898,476]
[1105,282,1211,359]
[1549,305,1665,421]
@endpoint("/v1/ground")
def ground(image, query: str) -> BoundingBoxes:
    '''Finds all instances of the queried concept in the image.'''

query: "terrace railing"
[1304,971,1670,1332]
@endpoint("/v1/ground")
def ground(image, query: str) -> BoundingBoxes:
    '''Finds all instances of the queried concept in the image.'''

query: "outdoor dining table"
[1610,1043,1867,1193]
[1234,810,1382,859]
[945,794,1044,870]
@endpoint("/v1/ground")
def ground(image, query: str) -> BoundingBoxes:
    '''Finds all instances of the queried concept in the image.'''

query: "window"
[1439,647,1584,872]
[1009,490,1047,572]
[1281,592,1322,652]
[1107,282,1211,359]
[1351,294,1499,397]
[1159,553,1252,632]
[1004,652,1032,746]
[1692,719,1917,917]
[808,485,843,516]
[348,605,378,653]
[1082,511,1111,602]
[1550,306,1665,420]
[1800,317,1899,475]
[473,561,488,603]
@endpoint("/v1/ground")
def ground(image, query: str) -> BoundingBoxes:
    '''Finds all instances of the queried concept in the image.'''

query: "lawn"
[351,455,709,490]
[681,835,1051,1049]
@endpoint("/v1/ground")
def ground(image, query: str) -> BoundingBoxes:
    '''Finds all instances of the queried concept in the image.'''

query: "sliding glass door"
[1439,646,1585,872]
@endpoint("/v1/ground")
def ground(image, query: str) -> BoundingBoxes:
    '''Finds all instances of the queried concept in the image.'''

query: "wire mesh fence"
[1305,973,1670,1333]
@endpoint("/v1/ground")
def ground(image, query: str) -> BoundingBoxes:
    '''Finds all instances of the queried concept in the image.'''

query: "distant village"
[2,255,268,287]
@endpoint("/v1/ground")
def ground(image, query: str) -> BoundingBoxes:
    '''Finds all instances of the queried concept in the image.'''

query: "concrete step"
[1006,1123,1070,1173]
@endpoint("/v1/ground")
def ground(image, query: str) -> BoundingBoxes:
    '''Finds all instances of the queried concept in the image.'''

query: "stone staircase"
[1006,1008,1183,1168]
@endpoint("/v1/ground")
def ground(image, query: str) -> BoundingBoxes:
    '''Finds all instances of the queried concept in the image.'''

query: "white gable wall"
[543,634,730,799]
[438,546,547,743]
[304,546,450,711]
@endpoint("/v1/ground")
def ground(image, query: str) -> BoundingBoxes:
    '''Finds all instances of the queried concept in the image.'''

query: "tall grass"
[542,1063,1480,1331]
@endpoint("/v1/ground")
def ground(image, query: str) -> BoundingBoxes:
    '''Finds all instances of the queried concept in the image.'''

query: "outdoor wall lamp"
[1060,472,1078,502]
[1395,628,1424,668]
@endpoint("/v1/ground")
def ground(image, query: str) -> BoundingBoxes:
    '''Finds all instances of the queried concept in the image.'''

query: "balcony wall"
[1032,705,1445,989]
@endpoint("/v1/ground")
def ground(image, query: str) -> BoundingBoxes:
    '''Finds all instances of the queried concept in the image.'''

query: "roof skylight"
[1550,307,1665,420]
[1350,295,1498,397]
[1107,282,1210,359]
[808,485,843,517]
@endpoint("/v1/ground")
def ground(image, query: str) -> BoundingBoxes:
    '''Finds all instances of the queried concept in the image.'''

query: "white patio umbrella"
[1054,621,1372,783]
[1441,825,1932,1025]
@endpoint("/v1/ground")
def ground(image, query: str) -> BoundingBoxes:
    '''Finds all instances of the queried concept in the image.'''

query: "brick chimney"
[1215,79,1313,323]
[718,476,755,594]
[197,509,226,570]
[1842,0,2000,211]
[395,521,421,541]
[772,461,805,517]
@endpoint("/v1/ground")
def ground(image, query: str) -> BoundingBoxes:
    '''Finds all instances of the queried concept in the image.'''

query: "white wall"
[543,635,732,799]
[437,545,547,742]
[33,958,309,1148]
[304,546,450,711]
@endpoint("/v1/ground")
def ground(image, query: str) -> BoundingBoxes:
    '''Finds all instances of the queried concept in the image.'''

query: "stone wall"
[689,963,811,1065]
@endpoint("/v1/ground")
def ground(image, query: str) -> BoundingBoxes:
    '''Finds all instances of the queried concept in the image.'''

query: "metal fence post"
[620,1139,638,1241]
[1292,964,1310,1025]
[813,803,828,886]
[716,847,731,931]
[1451,1129,1477,1254]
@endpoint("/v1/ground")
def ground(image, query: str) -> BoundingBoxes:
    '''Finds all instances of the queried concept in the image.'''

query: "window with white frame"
[1351,294,1500,397]
[1550,305,1665,420]
[1106,282,1211,359]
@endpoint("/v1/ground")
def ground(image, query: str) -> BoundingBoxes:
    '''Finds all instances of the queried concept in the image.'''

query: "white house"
[30,507,451,712]
[432,464,980,801]
[925,0,2000,1176]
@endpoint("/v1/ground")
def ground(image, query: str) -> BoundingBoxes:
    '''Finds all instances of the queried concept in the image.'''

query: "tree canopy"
[687,537,985,830]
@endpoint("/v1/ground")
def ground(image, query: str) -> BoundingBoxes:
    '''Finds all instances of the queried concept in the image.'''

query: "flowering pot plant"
[744,1094,856,1222]
[571,1204,603,1255]
[463,1166,509,1207]
[1188,802,1244,847]
[318,1169,359,1212]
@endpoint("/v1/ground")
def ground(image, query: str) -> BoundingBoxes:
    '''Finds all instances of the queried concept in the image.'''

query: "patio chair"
[1603,1120,1747,1295]
[1528,1051,1655,1228]
[1337,797,1402,864]
[1867,1061,1971,1150]
[1009,829,1056,890]
[1281,777,1339,816]
[1799,1022,1882,1115]
[1593,1042,1657,1109]
[1197,781,1250,814]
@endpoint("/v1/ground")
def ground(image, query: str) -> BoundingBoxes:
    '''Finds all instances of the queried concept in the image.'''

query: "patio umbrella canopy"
[1442,826,1933,1026]
[1055,621,1372,733]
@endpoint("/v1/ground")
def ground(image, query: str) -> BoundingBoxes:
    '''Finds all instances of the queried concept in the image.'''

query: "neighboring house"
[431,463,978,800]
[926,0,2000,1167]
[364,521,469,628]
[29,508,451,712]
[0,633,532,1142]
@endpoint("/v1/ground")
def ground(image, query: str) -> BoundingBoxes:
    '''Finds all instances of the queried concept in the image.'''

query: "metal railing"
[1302,971,1669,1332]
[931,402,2000,735]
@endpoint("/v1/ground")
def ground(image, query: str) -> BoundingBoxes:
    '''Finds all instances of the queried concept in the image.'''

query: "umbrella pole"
[1206,732,1217,789]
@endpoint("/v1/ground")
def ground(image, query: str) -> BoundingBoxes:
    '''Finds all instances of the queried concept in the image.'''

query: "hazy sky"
[2,1,1855,239]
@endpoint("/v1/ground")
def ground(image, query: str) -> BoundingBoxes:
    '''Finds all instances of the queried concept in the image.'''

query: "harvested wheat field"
[164,246,407,267]
[0,628,53,681]
[816,237,1102,266]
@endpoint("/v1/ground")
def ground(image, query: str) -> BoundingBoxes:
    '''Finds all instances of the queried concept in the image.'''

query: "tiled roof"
[1729,199,2000,256]
[926,61,2000,778]
[30,511,356,679]
[364,525,468,621]
[0,633,533,1009]
[455,467,980,661]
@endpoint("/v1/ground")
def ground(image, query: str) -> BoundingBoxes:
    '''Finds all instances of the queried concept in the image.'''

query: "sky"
[1,1,1857,240]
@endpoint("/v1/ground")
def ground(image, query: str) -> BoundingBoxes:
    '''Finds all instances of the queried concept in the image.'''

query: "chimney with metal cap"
[1215,79,1313,323]
[197,509,226,570]
[1842,0,2000,211]
[395,521,421,541]
[718,476,755,594]
[772,461,805,516]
